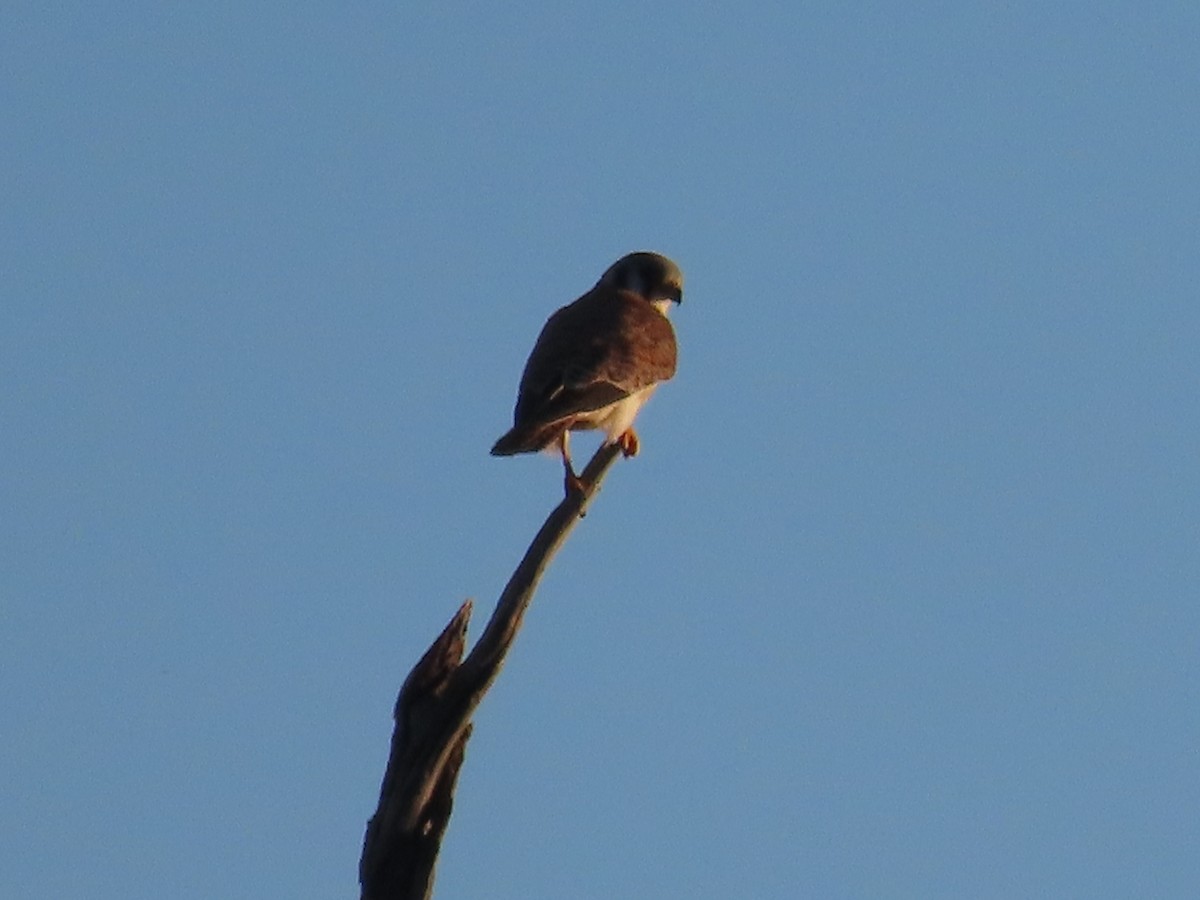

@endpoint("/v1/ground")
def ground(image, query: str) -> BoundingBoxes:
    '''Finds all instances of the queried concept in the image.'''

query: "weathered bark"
[360,443,624,900]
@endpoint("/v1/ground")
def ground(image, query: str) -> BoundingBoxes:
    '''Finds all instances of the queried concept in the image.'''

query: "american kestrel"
[491,251,683,496]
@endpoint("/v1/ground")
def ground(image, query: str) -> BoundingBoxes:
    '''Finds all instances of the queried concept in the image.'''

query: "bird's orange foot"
[617,428,640,458]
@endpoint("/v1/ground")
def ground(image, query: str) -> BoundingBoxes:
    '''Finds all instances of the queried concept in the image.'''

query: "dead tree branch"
[360,442,624,900]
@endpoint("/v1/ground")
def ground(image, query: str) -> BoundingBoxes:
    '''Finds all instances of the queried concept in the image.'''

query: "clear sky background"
[4,4,1198,898]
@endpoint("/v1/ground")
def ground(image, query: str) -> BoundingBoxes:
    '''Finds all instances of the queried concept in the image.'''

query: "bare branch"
[360,442,623,899]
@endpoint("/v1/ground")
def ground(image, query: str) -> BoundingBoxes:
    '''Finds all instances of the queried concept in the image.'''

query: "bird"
[491,251,683,497]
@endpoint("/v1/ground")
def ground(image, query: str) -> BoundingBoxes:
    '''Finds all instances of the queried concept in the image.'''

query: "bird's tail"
[490,424,559,456]
[490,428,534,456]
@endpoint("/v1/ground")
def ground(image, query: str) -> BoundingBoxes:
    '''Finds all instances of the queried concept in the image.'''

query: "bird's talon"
[617,429,640,458]
[565,472,588,498]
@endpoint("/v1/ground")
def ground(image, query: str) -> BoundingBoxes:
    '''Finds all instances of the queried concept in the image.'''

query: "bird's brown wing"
[492,286,676,453]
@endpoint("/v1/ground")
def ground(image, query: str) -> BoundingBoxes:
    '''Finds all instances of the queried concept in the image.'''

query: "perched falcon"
[491,251,683,496]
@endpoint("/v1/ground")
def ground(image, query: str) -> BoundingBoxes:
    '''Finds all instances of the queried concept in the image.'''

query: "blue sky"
[4,4,1198,898]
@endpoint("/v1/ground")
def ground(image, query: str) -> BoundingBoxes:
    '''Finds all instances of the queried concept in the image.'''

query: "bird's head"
[600,252,684,313]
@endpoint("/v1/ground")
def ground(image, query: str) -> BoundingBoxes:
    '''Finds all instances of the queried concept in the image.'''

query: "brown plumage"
[491,251,683,494]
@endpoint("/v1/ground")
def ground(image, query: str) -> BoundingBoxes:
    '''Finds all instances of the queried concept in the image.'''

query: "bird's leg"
[559,431,587,497]
[617,427,640,458]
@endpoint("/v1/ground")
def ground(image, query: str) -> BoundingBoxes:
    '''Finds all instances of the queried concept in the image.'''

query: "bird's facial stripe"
[617,269,647,297]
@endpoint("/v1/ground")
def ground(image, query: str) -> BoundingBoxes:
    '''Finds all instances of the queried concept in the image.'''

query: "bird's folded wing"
[512,288,677,428]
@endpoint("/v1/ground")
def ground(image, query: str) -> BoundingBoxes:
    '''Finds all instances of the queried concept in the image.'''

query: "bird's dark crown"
[600,251,684,304]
